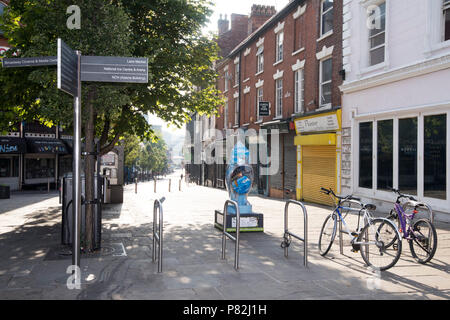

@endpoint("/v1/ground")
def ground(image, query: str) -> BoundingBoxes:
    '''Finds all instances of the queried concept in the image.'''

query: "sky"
[150,0,290,136]
[204,0,290,34]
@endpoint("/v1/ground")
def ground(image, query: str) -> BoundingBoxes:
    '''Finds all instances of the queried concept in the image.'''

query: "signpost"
[258,101,270,117]
[2,38,149,274]
[57,39,82,270]
[2,56,57,68]
[81,56,148,83]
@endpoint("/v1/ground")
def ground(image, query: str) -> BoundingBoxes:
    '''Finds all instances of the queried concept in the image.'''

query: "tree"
[0,0,223,251]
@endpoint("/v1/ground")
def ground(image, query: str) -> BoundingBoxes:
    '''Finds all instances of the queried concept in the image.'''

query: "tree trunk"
[84,87,97,252]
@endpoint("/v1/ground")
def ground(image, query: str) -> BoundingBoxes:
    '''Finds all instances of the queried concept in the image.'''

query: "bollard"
[135,178,138,194]
[154,178,157,193]
[168,179,171,192]
[179,179,181,191]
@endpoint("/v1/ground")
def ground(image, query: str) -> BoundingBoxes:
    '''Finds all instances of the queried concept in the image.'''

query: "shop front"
[294,109,342,206]
[0,136,26,190]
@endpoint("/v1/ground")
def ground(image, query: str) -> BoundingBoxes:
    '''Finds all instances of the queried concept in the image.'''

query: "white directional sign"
[81,56,148,83]
[57,39,78,97]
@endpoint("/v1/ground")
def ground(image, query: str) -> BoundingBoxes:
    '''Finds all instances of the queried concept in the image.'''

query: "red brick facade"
[216,0,343,132]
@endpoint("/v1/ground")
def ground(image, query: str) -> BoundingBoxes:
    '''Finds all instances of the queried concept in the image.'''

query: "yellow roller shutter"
[302,146,336,206]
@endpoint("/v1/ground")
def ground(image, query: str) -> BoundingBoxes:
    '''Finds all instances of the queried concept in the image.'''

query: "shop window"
[377,119,393,190]
[424,114,447,200]
[399,118,417,195]
[368,1,386,66]
[0,157,18,178]
[26,158,55,179]
[0,158,10,177]
[359,122,373,189]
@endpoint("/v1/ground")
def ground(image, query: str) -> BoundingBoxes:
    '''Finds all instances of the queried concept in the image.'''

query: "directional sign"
[57,39,78,97]
[81,56,148,83]
[1,56,57,68]
[258,101,270,117]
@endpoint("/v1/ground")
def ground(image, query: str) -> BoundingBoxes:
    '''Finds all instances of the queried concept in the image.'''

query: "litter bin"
[61,173,104,250]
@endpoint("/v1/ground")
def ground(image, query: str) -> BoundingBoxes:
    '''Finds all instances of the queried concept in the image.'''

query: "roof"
[226,0,304,59]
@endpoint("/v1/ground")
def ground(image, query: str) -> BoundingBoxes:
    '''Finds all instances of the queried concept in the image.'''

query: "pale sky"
[204,0,290,34]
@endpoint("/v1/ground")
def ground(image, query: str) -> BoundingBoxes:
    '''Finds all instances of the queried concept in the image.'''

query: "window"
[224,101,228,129]
[0,157,18,178]
[234,62,239,86]
[295,15,306,51]
[256,87,263,121]
[377,119,393,190]
[399,118,417,195]
[224,71,229,92]
[234,97,239,126]
[275,79,283,118]
[359,122,373,189]
[275,31,284,62]
[25,158,55,179]
[444,0,450,41]
[368,1,386,66]
[320,0,334,36]
[319,58,332,107]
[256,46,264,73]
[294,69,304,114]
[424,114,447,200]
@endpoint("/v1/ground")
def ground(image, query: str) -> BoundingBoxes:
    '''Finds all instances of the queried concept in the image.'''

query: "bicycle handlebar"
[320,187,361,202]
[388,187,417,202]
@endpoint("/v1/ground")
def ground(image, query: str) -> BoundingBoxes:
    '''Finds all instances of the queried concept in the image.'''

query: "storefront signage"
[258,101,270,117]
[0,137,26,154]
[295,113,339,133]
[81,56,148,83]
[2,56,57,68]
[0,144,18,153]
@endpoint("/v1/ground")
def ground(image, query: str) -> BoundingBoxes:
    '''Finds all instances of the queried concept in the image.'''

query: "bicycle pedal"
[351,248,359,253]
[351,232,359,237]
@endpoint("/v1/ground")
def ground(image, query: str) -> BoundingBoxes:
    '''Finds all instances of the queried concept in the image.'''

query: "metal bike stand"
[339,219,344,255]
[153,197,165,273]
[221,200,240,270]
[403,201,434,224]
[283,200,308,267]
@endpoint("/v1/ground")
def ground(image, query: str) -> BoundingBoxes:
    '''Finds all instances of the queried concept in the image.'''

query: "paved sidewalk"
[0,173,449,300]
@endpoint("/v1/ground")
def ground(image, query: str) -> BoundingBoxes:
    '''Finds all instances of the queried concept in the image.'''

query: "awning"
[26,138,69,154]
[0,137,26,154]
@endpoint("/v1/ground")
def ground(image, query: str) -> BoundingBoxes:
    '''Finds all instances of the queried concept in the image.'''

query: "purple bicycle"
[381,188,437,264]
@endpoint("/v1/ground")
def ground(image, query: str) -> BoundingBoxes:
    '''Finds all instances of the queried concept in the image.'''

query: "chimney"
[248,4,277,35]
[218,14,230,35]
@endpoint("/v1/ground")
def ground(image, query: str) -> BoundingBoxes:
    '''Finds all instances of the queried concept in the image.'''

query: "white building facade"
[340,0,450,220]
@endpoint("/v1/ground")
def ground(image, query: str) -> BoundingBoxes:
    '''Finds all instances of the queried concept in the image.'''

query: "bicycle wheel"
[358,218,402,271]
[409,219,437,264]
[377,210,401,248]
[319,213,337,256]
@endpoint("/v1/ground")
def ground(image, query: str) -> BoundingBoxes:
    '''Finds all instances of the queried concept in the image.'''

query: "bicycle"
[380,188,437,264]
[318,187,402,271]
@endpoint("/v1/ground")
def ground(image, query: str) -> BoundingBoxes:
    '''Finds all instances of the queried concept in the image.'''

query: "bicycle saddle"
[364,204,376,211]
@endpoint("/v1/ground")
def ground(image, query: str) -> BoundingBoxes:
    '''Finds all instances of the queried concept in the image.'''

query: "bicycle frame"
[394,203,416,240]
[335,204,370,241]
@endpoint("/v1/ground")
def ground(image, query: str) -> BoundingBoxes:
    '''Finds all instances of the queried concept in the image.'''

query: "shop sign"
[295,113,339,133]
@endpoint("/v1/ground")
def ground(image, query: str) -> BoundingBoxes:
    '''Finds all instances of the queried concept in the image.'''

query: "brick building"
[213,0,344,205]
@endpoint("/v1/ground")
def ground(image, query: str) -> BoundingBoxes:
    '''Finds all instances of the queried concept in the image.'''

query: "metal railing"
[221,200,240,270]
[153,197,165,273]
[282,200,308,267]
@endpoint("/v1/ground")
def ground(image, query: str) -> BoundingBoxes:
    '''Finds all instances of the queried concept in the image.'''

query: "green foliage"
[0,0,223,143]
[138,133,169,174]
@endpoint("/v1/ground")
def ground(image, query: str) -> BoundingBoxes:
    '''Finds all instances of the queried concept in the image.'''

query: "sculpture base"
[214,210,264,233]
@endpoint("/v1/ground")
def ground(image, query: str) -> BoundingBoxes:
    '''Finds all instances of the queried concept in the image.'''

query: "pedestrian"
[181,173,184,181]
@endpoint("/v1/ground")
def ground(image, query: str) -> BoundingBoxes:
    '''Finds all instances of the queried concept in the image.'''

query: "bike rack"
[153,197,165,273]
[221,200,240,270]
[282,200,308,267]
[403,201,434,224]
